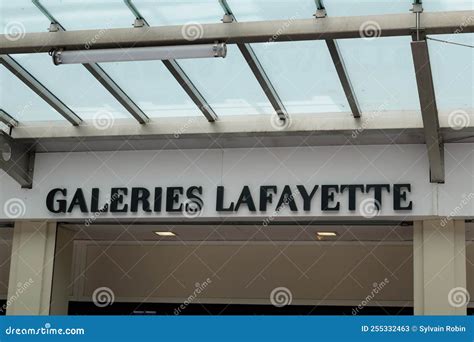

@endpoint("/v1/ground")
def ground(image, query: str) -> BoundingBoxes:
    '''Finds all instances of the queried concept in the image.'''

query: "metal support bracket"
[315,9,327,18]
[134,18,146,28]
[411,2,424,41]
[222,14,234,23]
[411,3,424,14]
[48,23,64,32]
[314,0,327,18]
[0,132,35,188]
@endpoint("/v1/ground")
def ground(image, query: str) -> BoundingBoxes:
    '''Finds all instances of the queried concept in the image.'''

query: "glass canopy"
[251,41,350,114]
[0,0,472,124]
[428,33,474,111]
[336,36,421,112]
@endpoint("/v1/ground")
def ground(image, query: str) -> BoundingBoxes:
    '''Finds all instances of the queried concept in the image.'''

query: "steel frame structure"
[1,11,472,54]
[0,5,473,186]
[32,0,150,124]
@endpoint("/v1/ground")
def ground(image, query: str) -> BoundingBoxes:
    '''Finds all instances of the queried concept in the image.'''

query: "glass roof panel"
[12,54,130,120]
[0,68,65,122]
[0,0,50,33]
[177,45,273,116]
[428,33,474,111]
[41,0,134,30]
[335,36,421,113]
[323,0,410,16]
[320,0,473,17]
[251,41,350,114]
[423,0,474,12]
[99,61,202,117]
[226,0,316,21]
[132,0,223,25]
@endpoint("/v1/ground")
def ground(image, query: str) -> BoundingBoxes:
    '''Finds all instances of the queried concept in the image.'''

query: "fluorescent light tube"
[316,232,337,237]
[52,43,226,65]
[154,231,176,237]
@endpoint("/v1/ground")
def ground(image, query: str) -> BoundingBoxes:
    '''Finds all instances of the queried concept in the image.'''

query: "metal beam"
[124,0,217,122]
[0,55,82,126]
[220,0,287,120]
[161,60,217,121]
[314,0,327,18]
[1,11,472,54]
[0,109,19,128]
[81,63,149,124]
[411,40,444,183]
[8,110,426,138]
[315,0,360,118]
[237,45,287,119]
[0,132,35,188]
[32,0,149,124]
[123,0,147,26]
[7,110,474,149]
[325,40,361,118]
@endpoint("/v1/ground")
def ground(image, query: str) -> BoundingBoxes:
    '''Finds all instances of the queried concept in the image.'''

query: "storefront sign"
[46,184,413,214]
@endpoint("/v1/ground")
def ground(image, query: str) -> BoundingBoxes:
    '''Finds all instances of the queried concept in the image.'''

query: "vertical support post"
[414,219,467,315]
[6,221,74,315]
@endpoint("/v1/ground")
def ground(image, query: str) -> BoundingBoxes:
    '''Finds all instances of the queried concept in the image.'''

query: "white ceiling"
[64,222,472,242]
[1,222,472,243]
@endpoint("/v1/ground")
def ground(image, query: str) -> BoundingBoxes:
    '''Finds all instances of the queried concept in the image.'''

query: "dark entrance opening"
[69,302,413,315]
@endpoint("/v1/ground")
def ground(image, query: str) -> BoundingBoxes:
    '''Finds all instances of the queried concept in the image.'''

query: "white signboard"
[0,144,472,221]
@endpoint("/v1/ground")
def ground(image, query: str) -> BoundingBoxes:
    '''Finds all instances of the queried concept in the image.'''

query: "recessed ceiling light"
[316,232,337,237]
[154,231,176,237]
